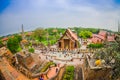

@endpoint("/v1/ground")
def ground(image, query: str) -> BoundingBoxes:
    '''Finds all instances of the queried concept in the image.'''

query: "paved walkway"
[47,67,57,79]
[54,65,65,80]
[34,48,87,80]
[34,64,63,80]
[35,50,85,66]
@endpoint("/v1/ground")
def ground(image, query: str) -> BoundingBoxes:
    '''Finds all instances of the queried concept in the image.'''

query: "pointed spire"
[22,24,24,33]
[118,21,120,32]
[21,24,24,39]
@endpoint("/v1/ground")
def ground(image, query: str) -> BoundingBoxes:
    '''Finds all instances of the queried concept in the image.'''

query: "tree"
[111,34,120,79]
[0,40,4,48]
[7,35,22,54]
[94,33,120,79]
[14,34,22,42]
[33,28,47,42]
[52,28,58,41]
[79,31,92,39]
[7,37,20,53]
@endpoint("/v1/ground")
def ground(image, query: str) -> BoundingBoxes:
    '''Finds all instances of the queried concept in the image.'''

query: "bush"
[42,40,48,46]
[50,40,56,45]
[63,66,74,80]
[40,62,55,72]
[79,31,92,39]
[28,48,35,53]
[88,43,103,48]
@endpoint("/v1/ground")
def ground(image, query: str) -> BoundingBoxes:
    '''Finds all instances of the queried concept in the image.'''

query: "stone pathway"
[34,49,87,80]
[54,66,65,80]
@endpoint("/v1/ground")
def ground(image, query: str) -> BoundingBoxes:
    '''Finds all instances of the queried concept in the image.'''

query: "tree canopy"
[0,40,4,48]
[79,30,92,39]
[7,35,22,54]
[94,33,120,79]
[33,28,47,42]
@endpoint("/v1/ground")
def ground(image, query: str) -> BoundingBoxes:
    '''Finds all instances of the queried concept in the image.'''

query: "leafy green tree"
[33,28,47,42]
[79,31,92,39]
[73,27,99,34]
[14,34,22,42]
[0,40,4,48]
[7,37,20,53]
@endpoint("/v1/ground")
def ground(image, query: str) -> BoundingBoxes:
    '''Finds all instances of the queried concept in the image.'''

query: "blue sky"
[0,0,120,36]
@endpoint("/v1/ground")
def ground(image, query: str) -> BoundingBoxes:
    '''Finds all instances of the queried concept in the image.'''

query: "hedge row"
[88,43,103,48]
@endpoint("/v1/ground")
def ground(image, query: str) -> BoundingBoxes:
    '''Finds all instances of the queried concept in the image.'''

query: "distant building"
[58,28,79,50]
[91,30,115,43]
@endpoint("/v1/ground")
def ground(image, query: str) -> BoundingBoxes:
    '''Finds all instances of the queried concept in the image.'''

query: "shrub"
[88,43,103,48]
[63,66,74,80]
[28,48,35,53]
[40,62,55,72]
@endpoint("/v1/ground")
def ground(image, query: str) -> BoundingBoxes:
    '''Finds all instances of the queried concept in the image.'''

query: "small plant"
[88,43,103,48]
[63,66,74,80]
[28,48,35,53]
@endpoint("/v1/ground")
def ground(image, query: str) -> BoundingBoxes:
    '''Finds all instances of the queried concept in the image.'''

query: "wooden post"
[69,40,71,50]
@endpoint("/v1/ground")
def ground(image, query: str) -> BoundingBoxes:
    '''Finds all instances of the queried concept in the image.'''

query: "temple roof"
[98,30,107,37]
[2,37,8,41]
[92,34,105,40]
[59,28,78,41]
[107,36,115,42]
[67,29,78,41]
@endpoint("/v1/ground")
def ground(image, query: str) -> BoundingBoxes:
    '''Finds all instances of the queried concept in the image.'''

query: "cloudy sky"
[0,0,120,36]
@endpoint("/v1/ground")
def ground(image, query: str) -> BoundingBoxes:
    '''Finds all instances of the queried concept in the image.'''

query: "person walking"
[39,74,44,80]
[56,68,58,73]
